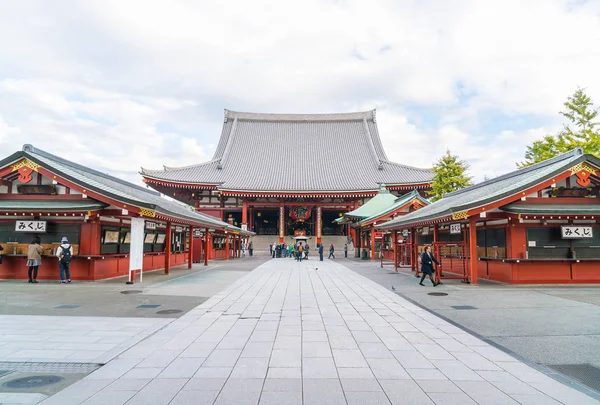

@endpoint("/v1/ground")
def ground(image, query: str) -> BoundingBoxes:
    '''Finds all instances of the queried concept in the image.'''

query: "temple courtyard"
[0,257,598,405]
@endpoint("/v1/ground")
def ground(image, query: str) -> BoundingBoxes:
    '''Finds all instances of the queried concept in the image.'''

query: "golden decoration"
[139,208,156,217]
[570,162,597,175]
[451,211,469,220]
[11,159,39,172]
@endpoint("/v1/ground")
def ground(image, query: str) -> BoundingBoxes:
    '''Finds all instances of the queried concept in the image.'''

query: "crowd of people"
[267,241,339,262]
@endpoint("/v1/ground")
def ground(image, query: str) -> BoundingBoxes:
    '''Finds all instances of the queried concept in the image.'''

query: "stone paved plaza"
[22,259,596,405]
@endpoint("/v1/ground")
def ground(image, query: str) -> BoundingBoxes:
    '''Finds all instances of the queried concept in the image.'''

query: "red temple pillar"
[225,233,230,260]
[469,217,478,284]
[204,228,209,266]
[165,221,172,275]
[279,202,285,243]
[248,207,253,232]
[411,228,418,274]
[188,225,193,269]
[392,230,398,272]
[316,206,322,246]
[370,225,375,260]
[242,200,248,230]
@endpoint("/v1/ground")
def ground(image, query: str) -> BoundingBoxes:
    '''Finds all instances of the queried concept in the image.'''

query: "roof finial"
[224,109,228,123]
[372,110,376,123]
[22,144,34,153]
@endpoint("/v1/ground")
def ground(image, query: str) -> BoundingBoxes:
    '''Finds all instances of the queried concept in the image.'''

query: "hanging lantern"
[257,212,262,217]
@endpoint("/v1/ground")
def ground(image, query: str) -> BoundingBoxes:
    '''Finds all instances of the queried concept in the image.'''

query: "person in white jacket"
[56,236,73,283]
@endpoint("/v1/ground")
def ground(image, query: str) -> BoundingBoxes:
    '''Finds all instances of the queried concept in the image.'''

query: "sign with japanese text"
[146,222,157,230]
[402,229,409,237]
[561,226,593,239]
[316,207,322,238]
[15,220,47,233]
[450,223,462,234]
[241,224,247,231]
[175,226,184,233]
[421,226,430,235]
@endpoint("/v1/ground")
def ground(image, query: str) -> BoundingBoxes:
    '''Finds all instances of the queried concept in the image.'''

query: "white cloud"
[0,0,598,184]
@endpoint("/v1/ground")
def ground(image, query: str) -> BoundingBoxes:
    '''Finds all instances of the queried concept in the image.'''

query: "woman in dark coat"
[420,245,440,286]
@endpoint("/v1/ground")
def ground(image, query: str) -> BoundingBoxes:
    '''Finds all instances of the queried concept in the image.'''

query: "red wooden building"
[0,145,251,281]
[378,148,600,284]
[141,110,433,245]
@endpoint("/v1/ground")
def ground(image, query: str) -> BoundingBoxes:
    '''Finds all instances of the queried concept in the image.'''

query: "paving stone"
[407,368,448,380]
[380,379,434,405]
[136,350,183,368]
[193,366,233,378]
[302,330,328,342]
[340,378,382,392]
[183,377,227,391]
[169,390,220,405]
[106,378,151,391]
[0,393,48,404]
[337,367,375,379]
[428,392,478,405]
[157,357,205,378]
[302,341,332,357]
[509,393,562,405]
[262,378,302,392]
[81,389,136,405]
[258,391,302,405]
[214,378,264,405]
[392,350,435,369]
[329,335,359,349]
[241,341,274,358]
[416,380,462,393]
[266,367,302,378]
[455,381,520,404]
[203,349,242,367]
[367,358,411,379]
[303,357,338,378]
[269,349,301,368]
[433,360,485,381]
[332,349,369,367]
[125,378,188,405]
[303,378,346,405]
[230,357,269,378]
[345,391,392,405]
[358,342,394,358]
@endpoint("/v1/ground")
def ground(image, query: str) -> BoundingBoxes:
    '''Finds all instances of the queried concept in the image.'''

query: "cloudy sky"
[1,0,599,184]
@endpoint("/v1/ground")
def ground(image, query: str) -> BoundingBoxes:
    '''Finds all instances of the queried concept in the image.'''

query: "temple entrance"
[224,210,241,227]
[322,210,344,235]
[252,209,278,235]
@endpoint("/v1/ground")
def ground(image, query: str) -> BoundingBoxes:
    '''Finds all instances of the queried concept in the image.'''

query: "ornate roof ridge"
[224,109,376,122]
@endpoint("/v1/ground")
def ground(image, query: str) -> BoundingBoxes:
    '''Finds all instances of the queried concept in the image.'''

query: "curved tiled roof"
[377,148,592,230]
[0,145,251,232]
[141,110,433,192]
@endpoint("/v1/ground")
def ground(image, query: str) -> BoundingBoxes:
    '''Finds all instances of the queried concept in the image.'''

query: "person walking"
[248,241,253,257]
[56,236,73,284]
[241,241,246,257]
[304,244,309,260]
[328,243,335,259]
[288,243,294,259]
[318,243,324,261]
[297,242,304,262]
[27,236,43,283]
[344,244,348,258]
[419,245,440,287]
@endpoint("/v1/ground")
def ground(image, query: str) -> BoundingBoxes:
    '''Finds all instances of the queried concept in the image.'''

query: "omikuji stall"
[377,148,600,284]
[0,145,252,281]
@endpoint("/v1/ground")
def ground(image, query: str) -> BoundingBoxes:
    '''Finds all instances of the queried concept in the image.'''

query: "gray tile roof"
[142,110,433,192]
[0,200,107,212]
[1,145,249,232]
[500,203,600,215]
[357,190,430,226]
[377,148,593,229]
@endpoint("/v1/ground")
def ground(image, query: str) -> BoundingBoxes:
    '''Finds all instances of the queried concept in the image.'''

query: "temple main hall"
[141,110,433,245]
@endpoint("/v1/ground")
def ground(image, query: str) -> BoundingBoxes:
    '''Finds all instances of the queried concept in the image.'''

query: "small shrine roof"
[141,109,433,192]
[1,145,251,232]
[378,148,596,229]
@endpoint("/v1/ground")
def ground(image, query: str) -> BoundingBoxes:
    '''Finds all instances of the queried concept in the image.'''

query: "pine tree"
[429,150,473,201]
[520,88,600,167]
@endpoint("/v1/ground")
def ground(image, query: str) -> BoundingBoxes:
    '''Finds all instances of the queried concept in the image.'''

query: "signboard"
[279,206,285,238]
[15,220,47,233]
[175,226,184,233]
[402,229,409,237]
[450,223,462,234]
[194,229,202,238]
[17,185,56,195]
[241,224,247,231]
[561,226,593,239]
[146,222,157,230]
[316,207,322,238]
[129,218,145,282]
[421,226,430,235]
[548,187,593,198]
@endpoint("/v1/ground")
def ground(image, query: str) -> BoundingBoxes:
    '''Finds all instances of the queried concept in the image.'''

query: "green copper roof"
[357,190,430,226]
[500,203,600,215]
[343,184,399,219]
[0,200,107,211]
[378,148,596,230]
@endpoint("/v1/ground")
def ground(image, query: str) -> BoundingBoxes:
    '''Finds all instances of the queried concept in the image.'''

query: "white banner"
[129,218,145,281]
[561,226,593,239]
[450,223,462,234]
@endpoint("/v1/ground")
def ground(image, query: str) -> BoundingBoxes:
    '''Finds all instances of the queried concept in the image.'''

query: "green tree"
[520,88,600,167]
[429,150,473,201]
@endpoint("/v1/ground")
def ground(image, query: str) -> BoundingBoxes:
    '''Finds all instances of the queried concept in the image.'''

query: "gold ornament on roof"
[139,208,156,218]
[451,211,469,220]
[12,159,39,173]
[571,162,597,187]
